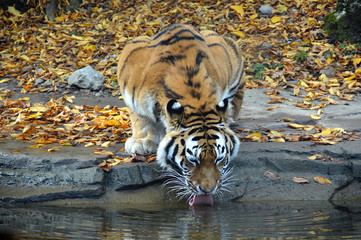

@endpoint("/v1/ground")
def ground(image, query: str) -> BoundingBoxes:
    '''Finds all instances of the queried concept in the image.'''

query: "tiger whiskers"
[161,169,195,200]
[215,166,236,199]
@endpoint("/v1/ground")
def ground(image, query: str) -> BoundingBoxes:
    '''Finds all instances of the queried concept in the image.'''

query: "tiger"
[117,23,245,203]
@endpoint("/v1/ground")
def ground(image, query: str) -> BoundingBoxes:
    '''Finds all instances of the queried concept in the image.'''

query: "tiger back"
[117,24,245,200]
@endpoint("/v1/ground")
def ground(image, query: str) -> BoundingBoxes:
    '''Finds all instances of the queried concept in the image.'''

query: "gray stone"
[259,42,273,50]
[34,78,45,86]
[259,5,274,15]
[320,67,335,77]
[43,80,52,87]
[67,66,104,91]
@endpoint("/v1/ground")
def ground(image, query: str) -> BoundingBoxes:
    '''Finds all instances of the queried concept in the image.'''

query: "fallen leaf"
[266,106,280,110]
[230,5,244,16]
[293,177,309,184]
[271,16,282,23]
[310,114,321,120]
[232,30,245,38]
[313,176,332,184]
[283,118,295,122]
[8,6,22,17]
[263,171,280,181]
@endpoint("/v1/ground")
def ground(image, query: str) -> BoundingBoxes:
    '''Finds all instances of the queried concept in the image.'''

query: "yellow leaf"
[313,216,330,221]
[22,124,31,133]
[84,44,97,52]
[29,106,50,112]
[310,114,321,120]
[19,97,30,101]
[0,79,10,84]
[20,55,32,63]
[246,132,262,140]
[274,138,285,142]
[326,58,334,64]
[7,63,18,68]
[303,125,315,131]
[308,154,318,160]
[345,74,356,81]
[314,58,323,67]
[353,58,361,65]
[230,5,244,16]
[320,128,331,135]
[268,130,283,138]
[101,141,112,148]
[317,138,337,145]
[231,30,245,38]
[8,6,22,17]
[265,76,274,83]
[356,68,361,74]
[27,112,43,119]
[271,16,282,23]
[288,123,305,129]
[85,142,95,148]
[94,151,114,156]
[313,176,332,184]
[331,128,345,134]
[282,118,295,122]
[250,14,258,20]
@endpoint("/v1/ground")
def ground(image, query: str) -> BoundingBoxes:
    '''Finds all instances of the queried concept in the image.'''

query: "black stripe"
[154,54,186,66]
[131,86,136,107]
[165,137,176,155]
[172,144,179,160]
[166,159,182,173]
[162,80,183,100]
[195,50,208,66]
[188,127,201,135]
[153,24,184,40]
[204,33,220,38]
[210,134,220,140]
[186,66,200,82]
[190,89,201,99]
[151,29,205,48]
[153,101,161,121]
[192,136,204,141]
[128,40,149,44]
[225,37,240,57]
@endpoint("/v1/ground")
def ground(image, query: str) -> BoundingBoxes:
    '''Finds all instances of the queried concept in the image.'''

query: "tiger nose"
[198,184,218,194]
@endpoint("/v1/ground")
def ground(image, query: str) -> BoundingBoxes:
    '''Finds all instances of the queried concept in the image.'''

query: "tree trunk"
[323,0,361,43]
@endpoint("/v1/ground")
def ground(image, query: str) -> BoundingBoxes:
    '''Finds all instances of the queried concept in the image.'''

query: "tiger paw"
[125,137,158,154]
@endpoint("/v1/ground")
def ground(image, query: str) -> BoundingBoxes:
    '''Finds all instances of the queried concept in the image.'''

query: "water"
[1,201,361,239]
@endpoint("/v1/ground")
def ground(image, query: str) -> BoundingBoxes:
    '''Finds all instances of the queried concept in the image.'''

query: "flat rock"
[67,66,104,91]
[0,89,360,207]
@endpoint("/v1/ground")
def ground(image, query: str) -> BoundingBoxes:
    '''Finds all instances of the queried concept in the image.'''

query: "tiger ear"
[216,99,228,114]
[167,99,184,118]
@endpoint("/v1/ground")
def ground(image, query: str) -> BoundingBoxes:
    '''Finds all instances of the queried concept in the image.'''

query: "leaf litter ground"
[1,0,361,172]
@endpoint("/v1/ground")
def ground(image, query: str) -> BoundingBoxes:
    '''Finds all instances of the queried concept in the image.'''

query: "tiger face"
[157,98,240,199]
[117,23,245,202]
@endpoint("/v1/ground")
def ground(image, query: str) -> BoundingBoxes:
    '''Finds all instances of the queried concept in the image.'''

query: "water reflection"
[1,201,360,239]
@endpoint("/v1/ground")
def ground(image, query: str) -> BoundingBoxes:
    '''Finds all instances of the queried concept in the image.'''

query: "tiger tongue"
[189,194,214,206]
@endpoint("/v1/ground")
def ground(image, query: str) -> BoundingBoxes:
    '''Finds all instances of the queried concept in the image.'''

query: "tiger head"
[157,98,240,200]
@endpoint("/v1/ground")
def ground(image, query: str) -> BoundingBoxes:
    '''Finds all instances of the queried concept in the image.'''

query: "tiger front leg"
[125,109,161,155]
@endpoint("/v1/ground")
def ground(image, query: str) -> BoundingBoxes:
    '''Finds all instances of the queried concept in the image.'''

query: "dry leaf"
[313,176,332,185]
[263,171,280,181]
[293,177,309,184]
